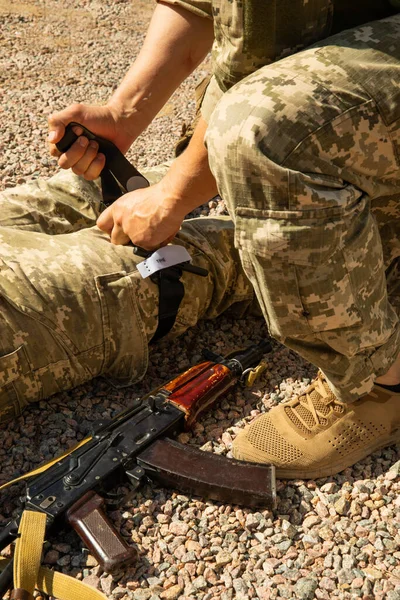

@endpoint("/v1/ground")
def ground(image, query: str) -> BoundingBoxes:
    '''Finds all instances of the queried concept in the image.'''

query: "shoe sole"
[274,430,400,480]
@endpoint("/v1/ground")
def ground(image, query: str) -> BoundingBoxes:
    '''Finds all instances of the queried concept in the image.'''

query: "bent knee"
[206,53,358,169]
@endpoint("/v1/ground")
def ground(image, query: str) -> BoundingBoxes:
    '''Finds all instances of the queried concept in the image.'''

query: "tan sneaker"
[231,374,400,479]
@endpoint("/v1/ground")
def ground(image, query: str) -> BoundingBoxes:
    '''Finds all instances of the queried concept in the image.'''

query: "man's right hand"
[48,103,133,181]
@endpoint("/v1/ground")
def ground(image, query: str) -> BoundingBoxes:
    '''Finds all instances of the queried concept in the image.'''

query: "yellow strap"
[37,564,107,600]
[13,510,46,596]
[0,437,91,491]
[0,558,106,600]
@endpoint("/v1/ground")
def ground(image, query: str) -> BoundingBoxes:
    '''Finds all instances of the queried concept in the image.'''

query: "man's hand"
[96,116,218,250]
[97,181,186,250]
[47,3,213,182]
[48,103,135,181]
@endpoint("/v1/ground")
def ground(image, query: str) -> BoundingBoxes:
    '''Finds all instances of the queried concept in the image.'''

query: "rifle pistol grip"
[66,490,137,572]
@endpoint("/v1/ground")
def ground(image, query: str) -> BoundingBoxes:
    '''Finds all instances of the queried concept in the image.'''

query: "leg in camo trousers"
[0,168,254,424]
[206,15,400,478]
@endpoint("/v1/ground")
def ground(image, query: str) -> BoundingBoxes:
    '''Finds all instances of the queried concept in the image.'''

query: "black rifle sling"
[56,123,185,340]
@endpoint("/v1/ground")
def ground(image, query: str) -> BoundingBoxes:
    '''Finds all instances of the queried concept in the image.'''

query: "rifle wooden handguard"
[164,362,237,428]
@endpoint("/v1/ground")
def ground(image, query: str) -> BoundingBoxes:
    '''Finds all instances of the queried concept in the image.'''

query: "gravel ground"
[0,2,399,599]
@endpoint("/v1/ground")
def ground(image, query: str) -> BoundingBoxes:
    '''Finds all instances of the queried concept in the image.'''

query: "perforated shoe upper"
[231,375,400,478]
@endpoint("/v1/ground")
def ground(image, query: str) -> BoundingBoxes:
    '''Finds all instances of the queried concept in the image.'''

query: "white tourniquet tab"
[136,245,192,279]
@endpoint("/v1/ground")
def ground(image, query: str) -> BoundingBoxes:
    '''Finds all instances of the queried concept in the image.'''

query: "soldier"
[4,0,400,479]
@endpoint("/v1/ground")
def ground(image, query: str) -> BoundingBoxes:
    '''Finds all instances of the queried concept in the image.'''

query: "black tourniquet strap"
[56,122,190,340]
[150,268,185,343]
[56,122,149,205]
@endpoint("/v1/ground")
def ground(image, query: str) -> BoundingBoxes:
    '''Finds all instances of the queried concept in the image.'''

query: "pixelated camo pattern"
[206,15,400,402]
[0,169,254,423]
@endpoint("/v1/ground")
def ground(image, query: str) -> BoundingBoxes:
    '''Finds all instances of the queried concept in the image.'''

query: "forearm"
[107,2,214,143]
[96,116,217,249]
[160,116,218,216]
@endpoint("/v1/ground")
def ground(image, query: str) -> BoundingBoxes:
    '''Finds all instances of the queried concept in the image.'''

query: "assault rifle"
[0,342,275,595]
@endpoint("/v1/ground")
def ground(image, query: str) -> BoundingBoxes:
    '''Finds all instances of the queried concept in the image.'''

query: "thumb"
[47,104,86,144]
[47,114,66,144]
[97,205,115,234]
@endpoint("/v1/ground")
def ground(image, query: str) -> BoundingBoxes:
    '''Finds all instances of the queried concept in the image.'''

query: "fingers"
[48,104,85,154]
[96,206,114,234]
[47,104,107,180]
[97,207,131,246]
[110,225,131,246]
[58,136,105,179]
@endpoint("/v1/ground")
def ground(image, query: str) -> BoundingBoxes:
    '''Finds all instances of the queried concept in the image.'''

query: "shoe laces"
[284,374,345,434]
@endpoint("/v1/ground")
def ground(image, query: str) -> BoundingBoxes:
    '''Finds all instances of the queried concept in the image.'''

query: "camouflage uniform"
[0,169,254,424]
[2,1,400,425]
[163,0,400,402]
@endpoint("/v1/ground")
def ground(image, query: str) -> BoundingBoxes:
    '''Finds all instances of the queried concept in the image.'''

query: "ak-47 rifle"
[0,342,275,596]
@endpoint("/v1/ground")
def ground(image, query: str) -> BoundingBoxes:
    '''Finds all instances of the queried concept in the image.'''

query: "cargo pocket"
[95,271,148,387]
[235,205,344,266]
[234,205,363,339]
[0,345,40,423]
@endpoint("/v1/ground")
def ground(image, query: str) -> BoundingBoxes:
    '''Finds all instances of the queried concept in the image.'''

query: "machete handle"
[66,491,137,572]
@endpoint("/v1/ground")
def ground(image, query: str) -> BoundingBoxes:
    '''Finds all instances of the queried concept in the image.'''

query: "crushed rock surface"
[0,2,399,599]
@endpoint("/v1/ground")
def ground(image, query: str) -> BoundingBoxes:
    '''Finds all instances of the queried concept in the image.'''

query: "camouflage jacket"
[159,0,398,119]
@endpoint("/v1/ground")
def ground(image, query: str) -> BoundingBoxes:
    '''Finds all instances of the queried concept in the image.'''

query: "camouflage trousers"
[0,170,254,424]
[206,15,400,402]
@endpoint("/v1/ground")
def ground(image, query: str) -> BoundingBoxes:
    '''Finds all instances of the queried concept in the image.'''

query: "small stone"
[53,543,71,553]
[302,535,319,548]
[262,558,280,575]
[320,483,338,494]
[157,514,170,524]
[294,577,318,600]
[43,550,60,565]
[185,540,201,553]
[276,540,292,552]
[318,527,334,541]
[181,551,196,563]
[147,577,162,588]
[281,520,297,538]
[334,497,350,515]
[351,578,364,589]
[192,576,207,590]
[215,550,233,568]
[82,575,100,589]
[303,515,321,529]
[363,567,383,580]
[233,578,248,595]
[319,577,336,591]
[160,584,184,600]
[342,556,355,570]
[169,521,189,536]
[100,575,114,596]
[57,555,71,567]
[133,590,153,600]
[277,584,294,599]
[245,514,260,530]
[85,554,98,567]
[315,502,329,519]
[337,569,355,585]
